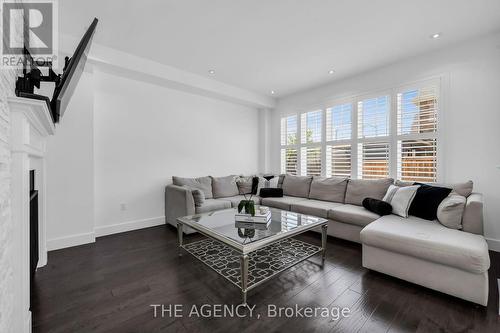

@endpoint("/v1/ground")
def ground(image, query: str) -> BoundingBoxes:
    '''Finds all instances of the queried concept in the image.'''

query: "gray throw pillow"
[437,194,466,229]
[211,175,239,198]
[309,177,348,203]
[183,186,205,207]
[236,176,253,194]
[173,176,213,199]
[345,178,394,206]
[281,175,313,197]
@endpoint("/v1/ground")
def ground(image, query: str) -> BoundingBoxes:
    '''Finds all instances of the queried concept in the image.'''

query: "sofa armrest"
[462,193,484,235]
[165,184,195,227]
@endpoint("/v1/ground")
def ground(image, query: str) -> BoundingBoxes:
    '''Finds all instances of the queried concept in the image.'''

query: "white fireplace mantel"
[8,96,55,333]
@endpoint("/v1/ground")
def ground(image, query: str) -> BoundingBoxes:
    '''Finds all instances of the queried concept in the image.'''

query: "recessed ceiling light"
[431,33,441,39]
[270,90,275,95]
[208,69,215,74]
[328,69,335,74]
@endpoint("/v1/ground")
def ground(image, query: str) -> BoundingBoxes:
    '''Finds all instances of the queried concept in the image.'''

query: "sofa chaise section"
[361,214,490,305]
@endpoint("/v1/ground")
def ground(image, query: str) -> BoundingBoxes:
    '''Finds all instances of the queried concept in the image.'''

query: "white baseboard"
[94,216,165,238]
[47,232,96,251]
[486,237,500,252]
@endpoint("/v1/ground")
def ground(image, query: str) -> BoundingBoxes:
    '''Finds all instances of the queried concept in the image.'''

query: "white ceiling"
[59,0,500,97]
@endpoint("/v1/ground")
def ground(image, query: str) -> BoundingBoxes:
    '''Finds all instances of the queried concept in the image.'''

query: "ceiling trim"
[60,34,276,109]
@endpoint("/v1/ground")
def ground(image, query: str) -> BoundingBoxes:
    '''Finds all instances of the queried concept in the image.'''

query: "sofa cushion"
[360,215,490,274]
[211,175,239,198]
[259,188,283,198]
[236,176,254,194]
[182,186,205,207]
[409,183,452,221]
[261,196,308,211]
[362,198,392,216]
[290,200,343,218]
[308,177,348,203]
[173,176,213,199]
[220,195,261,208]
[345,178,393,206]
[329,204,380,227]
[395,180,474,198]
[382,184,420,218]
[282,175,313,197]
[195,199,232,214]
[437,194,466,229]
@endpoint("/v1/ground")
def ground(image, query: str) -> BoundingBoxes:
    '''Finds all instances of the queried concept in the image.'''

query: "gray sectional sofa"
[165,174,490,305]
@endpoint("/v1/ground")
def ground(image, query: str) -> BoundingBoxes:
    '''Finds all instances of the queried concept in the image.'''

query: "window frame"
[279,77,441,181]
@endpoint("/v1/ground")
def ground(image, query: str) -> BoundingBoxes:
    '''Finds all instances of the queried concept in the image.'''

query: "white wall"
[92,70,260,235]
[273,32,500,249]
[45,71,95,250]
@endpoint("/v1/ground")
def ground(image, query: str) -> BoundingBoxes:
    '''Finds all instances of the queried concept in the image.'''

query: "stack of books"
[235,206,271,224]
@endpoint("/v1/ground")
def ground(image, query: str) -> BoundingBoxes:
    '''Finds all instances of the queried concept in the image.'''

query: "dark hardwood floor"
[32,225,500,333]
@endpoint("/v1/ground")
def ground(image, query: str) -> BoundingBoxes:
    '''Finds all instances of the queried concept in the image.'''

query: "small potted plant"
[237,176,259,216]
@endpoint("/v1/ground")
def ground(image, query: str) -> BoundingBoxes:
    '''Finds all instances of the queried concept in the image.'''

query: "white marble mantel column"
[8,96,55,333]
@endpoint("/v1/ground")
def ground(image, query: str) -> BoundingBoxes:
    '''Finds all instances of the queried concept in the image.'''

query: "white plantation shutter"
[280,115,298,175]
[397,87,438,135]
[396,86,438,182]
[326,103,352,141]
[358,142,390,179]
[358,96,390,138]
[281,115,297,145]
[326,145,351,177]
[301,146,322,176]
[280,80,440,181]
[301,110,322,144]
[398,139,437,182]
[281,148,298,175]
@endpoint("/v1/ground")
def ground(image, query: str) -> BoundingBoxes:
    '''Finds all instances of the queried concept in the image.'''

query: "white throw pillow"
[383,185,420,218]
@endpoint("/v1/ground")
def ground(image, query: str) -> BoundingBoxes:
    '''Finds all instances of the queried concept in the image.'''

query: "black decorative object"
[259,188,283,198]
[362,198,392,216]
[409,183,452,220]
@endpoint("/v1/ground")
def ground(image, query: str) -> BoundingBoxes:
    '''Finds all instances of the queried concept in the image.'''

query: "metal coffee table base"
[177,223,328,305]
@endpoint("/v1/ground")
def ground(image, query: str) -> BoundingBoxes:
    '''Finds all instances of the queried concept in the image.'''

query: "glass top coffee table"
[177,207,328,305]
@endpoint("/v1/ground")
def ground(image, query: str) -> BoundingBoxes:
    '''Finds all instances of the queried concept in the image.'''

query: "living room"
[0,1,499,332]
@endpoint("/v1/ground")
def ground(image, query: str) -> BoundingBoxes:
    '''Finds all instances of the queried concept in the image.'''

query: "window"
[301,110,322,143]
[280,115,298,174]
[325,102,353,177]
[279,79,439,182]
[358,96,389,138]
[281,115,297,145]
[398,139,437,182]
[301,146,322,176]
[299,110,323,176]
[397,86,438,181]
[326,145,351,177]
[358,142,390,179]
[281,148,298,175]
[326,103,351,141]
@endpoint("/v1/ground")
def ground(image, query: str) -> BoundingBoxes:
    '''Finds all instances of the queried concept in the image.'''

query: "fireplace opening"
[29,169,38,310]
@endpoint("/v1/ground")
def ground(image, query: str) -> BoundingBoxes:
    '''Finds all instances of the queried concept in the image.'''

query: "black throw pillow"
[251,176,259,195]
[408,183,452,220]
[362,198,392,216]
[259,188,283,198]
